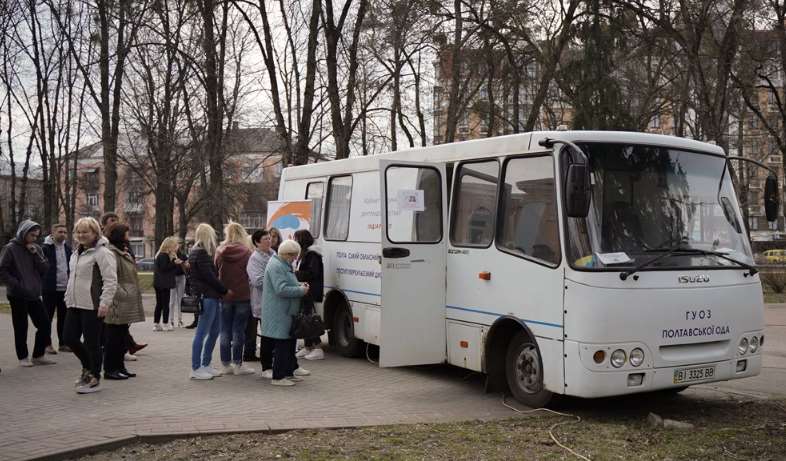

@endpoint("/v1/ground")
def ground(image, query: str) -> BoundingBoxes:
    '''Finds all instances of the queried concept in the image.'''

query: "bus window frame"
[449,158,502,250]
[305,181,325,239]
[383,164,444,245]
[323,174,354,242]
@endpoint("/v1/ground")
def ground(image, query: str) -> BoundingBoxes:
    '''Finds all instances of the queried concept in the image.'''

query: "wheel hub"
[514,345,542,394]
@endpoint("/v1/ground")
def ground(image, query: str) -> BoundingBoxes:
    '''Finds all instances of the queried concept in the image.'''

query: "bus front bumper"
[562,341,762,398]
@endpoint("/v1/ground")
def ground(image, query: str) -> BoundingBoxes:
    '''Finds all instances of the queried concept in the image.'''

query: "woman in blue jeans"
[188,223,230,380]
[215,222,254,375]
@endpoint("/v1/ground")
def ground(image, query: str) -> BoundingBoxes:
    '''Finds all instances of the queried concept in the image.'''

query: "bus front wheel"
[505,331,552,408]
[331,304,364,358]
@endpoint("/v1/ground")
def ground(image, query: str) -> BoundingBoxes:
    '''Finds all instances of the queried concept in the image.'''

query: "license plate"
[673,365,716,384]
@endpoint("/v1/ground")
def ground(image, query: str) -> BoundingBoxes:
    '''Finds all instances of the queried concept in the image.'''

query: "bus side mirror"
[765,174,779,222]
[565,163,591,218]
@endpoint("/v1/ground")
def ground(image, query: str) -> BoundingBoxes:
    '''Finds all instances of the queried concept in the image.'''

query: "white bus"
[278,131,768,407]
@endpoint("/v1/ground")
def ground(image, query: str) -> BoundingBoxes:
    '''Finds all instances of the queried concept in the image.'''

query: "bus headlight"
[629,348,645,367]
[738,337,749,356]
[749,336,759,353]
[611,349,626,368]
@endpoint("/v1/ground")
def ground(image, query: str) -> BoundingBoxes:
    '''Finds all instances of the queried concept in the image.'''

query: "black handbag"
[290,311,326,339]
[180,294,202,314]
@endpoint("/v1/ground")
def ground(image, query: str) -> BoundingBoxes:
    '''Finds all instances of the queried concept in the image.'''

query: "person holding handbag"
[261,239,310,386]
[103,223,144,380]
[63,217,118,394]
[293,230,325,361]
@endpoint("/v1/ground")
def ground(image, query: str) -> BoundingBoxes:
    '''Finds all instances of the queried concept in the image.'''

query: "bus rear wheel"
[505,331,552,408]
[331,304,364,358]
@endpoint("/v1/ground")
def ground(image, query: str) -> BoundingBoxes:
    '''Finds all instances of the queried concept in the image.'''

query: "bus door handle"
[382,247,410,259]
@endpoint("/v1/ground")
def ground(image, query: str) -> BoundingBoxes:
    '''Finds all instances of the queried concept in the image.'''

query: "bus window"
[325,176,352,240]
[385,166,442,243]
[306,182,324,238]
[451,160,499,247]
[498,156,561,266]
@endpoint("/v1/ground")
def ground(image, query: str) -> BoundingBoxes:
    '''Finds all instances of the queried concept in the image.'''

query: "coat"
[187,246,227,299]
[260,254,306,339]
[42,236,72,293]
[0,220,49,301]
[247,248,274,319]
[215,243,252,302]
[64,237,118,310]
[153,252,178,289]
[295,245,324,303]
[104,244,145,325]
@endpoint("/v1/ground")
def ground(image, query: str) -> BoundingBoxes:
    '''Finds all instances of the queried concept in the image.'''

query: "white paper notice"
[595,252,633,265]
[396,189,425,211]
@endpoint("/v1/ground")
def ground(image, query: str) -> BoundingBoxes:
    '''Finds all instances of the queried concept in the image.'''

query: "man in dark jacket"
[42,224,72,353]
[0,220,56,366]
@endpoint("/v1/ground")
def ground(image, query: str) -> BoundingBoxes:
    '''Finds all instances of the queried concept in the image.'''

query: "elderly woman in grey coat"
[260,239,309,386]
[103,223,145,380]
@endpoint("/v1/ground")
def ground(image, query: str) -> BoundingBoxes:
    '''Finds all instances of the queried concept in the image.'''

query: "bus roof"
[282,131,726,180]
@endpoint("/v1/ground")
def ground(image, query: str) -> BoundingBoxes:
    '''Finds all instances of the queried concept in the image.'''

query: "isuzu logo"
[678,275,710,284]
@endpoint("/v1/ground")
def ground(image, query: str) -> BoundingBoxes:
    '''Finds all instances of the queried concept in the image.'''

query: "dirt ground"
[77,392,786,461]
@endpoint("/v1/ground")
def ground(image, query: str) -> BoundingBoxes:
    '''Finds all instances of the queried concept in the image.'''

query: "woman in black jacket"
[188,223,229,380]
[153,237,182,331]
[293,230,325,361]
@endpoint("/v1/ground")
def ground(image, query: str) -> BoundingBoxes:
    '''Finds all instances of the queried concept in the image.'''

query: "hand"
[302,282,310,293]
[174,258,183,265]
[26,244,37,254]
[182,261,190,270]
[226,289,235,298]
[97,305,109,318]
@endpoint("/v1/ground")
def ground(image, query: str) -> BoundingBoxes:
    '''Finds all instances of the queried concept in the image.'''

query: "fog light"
[629,348,645,367]
[736,359,747,373]
[627,373,644,386]
[611,349,626,368]
[749,336,759,353]
[738,337,749,356]
[593,350,606,364]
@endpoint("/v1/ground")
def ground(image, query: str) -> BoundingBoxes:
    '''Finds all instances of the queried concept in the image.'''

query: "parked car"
[136,258,155,272]
[762,249,786,264]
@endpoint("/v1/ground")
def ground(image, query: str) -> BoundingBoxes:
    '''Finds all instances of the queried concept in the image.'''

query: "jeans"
[43,291,67,347]
[191,297,220,370]
[272,338,296,380]
[154,287,170,324]
[104,323,129,373]
[9,297,51,360]
[64,308,103,378]
[220,301,251,365]
[169,275,186,325]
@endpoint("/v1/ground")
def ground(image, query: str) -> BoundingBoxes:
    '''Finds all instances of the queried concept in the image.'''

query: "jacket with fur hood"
[0,220,49,300]
[215,242,252,302]
[64,237,118,311]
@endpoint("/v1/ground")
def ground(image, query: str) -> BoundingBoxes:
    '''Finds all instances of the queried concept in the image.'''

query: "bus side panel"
[538,337,566,394]
[280,179,309,201]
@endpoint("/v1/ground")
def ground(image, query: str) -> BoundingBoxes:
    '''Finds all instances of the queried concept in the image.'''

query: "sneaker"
[74,369,89,385]
[271,378,296,386]
[59,345,72,353]
[125,353,138,361]
[46,345,58,355]
[164,323,174,331]
[304,348,325,361]
[258,369,273,379]
[293,367,311,377]
[221,363,234,375]
[190,368,213,380]
[153,323,163,332]
[32,357,56,366]
[19,358,33,367]
[203,366,223,377]
[76,375,101,394]
[295,347,310,359]
[232,364,255,376]
[286,375,304,382]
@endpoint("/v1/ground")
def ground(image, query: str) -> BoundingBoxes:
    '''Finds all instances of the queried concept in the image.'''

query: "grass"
[137,272,154,293]
[76,396,786,461]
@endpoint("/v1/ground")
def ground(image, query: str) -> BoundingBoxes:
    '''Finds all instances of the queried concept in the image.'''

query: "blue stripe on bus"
[445,305,563,329]
[325,286,381,297]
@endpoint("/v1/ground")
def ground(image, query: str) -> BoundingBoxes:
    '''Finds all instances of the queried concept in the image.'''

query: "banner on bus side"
[267,200,314,240]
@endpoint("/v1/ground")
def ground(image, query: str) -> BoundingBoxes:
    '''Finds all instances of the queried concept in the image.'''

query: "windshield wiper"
[620,243,757,281]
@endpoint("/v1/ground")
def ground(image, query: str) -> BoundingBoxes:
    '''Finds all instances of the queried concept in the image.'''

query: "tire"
[505,331,553,408]
[330,304,364,357]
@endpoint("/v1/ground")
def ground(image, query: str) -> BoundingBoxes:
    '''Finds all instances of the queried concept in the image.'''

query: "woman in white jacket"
[63,217,118,394]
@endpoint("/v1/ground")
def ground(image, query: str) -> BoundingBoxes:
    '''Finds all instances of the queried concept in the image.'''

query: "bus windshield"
[566,143,754,270]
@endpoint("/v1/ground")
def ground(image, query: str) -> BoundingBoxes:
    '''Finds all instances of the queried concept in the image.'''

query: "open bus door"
[379,160,447,367]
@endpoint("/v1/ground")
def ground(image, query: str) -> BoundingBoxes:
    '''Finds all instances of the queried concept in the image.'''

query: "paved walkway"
[0,305,784,461]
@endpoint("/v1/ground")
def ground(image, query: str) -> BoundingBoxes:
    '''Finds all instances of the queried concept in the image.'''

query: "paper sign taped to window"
[396,189,425,211]
[595,252,632,265]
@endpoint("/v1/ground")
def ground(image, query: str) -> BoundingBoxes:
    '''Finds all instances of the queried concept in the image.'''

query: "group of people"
[1,212,326,391]
[187,222,325,387]
[0,212,147,393]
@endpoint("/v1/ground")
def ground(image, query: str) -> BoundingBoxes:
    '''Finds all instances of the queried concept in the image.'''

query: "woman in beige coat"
[103,223,145,380]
